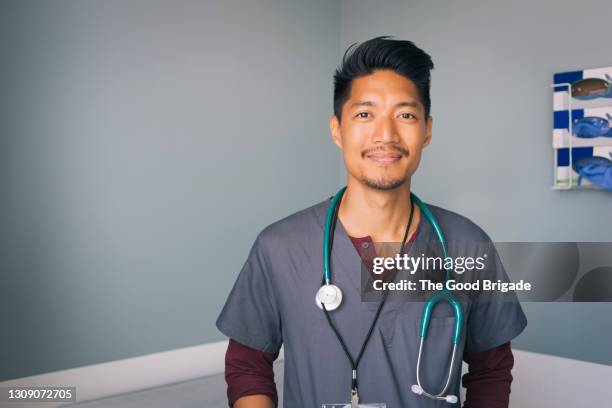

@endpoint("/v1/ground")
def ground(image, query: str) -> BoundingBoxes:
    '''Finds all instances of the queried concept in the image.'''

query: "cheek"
[342,122,372,141]
[339,129,365,155]
[407,149,424,172]
[402,128,428,150]
[340,141,365,173]
[342,148,362,169]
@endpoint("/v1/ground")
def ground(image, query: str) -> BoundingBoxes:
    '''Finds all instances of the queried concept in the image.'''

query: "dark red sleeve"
[225,339,279,407]
[462,341,514,408]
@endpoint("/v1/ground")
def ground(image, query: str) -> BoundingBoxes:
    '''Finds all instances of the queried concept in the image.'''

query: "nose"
[372,115,400,144]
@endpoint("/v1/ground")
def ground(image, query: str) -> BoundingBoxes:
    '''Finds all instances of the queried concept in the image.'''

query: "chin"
[360,176,407,191]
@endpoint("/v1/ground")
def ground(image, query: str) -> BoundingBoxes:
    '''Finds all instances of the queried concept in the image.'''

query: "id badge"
[322,404,386,408]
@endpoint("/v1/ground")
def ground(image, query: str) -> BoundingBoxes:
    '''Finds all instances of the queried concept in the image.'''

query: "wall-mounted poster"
[553,67,612,191]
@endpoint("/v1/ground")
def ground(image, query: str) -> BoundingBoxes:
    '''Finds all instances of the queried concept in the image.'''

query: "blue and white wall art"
[553,67,612,191]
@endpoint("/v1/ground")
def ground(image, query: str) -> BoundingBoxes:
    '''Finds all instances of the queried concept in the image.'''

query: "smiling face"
[330,69,432,191]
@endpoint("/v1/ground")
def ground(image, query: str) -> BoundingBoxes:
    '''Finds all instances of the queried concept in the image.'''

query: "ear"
[329,114,343,149]
[423,115,433,147]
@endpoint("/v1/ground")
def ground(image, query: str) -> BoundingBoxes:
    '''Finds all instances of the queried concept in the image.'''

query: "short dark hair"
[333,36,434,121]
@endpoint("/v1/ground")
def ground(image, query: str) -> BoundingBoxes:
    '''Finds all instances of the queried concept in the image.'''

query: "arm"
[462,341,514,408]
[225,339,279,407]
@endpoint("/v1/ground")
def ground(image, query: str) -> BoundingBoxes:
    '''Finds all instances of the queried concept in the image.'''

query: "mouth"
[366,152,403,164]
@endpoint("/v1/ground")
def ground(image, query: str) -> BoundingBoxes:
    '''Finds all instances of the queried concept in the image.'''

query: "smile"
[366,153,403,164]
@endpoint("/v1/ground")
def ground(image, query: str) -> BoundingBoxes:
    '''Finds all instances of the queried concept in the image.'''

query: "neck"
[338,178,420,242]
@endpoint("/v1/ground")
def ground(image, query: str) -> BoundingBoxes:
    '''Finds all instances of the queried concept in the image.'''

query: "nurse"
[217,36,527,407]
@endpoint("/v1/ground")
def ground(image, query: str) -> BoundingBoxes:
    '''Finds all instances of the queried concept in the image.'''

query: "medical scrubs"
[216,199,527,407]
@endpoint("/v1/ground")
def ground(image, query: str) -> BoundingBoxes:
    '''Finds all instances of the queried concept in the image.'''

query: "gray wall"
[340,0,612,365]
[2,0,611,383]
[0,0,340,381]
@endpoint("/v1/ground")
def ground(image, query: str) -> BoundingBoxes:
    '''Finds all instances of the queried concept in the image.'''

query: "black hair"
[333,36,434,121]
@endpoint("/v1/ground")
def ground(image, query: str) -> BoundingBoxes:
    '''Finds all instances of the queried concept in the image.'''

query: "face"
[330,69,432,191]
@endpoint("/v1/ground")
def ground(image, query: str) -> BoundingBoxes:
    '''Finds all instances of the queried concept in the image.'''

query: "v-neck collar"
[330,203,431,296]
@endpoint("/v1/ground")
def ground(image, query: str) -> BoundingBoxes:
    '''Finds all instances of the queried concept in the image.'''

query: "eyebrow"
[349,100,420,109]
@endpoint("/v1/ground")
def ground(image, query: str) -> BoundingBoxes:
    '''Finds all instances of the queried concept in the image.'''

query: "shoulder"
[253,198,328,252]
[424,203,492,243]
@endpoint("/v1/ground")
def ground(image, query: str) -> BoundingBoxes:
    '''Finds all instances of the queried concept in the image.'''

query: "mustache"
[361,145,410,158]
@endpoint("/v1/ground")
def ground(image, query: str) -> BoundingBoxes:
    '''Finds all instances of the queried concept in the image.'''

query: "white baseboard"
[1,344,607,407]
[510,349,612,407]
[461,349,612,407]
[0,341,232,406]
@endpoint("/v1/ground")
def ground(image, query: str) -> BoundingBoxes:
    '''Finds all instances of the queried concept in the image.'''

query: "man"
[216,37,527,407]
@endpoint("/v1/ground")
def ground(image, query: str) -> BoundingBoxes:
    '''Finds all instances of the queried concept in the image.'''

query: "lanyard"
[321,196,415,403]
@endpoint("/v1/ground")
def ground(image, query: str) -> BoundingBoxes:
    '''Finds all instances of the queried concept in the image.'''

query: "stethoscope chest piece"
[316,284,343,311]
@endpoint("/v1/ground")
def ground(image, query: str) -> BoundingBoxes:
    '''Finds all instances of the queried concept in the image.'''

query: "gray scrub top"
[216,198,527,407]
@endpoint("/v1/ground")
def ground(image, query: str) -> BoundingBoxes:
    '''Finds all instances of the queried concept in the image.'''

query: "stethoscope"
[316,186,463,405]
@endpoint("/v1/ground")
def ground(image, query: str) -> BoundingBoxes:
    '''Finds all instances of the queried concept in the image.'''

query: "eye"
[398,113,417,120]
[355,112,371,119]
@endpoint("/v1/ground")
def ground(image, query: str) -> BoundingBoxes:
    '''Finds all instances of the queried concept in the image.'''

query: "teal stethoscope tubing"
[410,194,463,345]
[322,187,464,403]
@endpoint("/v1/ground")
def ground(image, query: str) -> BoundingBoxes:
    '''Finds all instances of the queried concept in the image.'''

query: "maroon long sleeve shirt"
[225,230,515,407]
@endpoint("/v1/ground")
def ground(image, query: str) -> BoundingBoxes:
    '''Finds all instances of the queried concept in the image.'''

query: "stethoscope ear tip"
[411,385,457,404]
[445,395,458,404]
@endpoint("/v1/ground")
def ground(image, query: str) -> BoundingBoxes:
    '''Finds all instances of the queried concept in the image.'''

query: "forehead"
[347,69,420,104]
